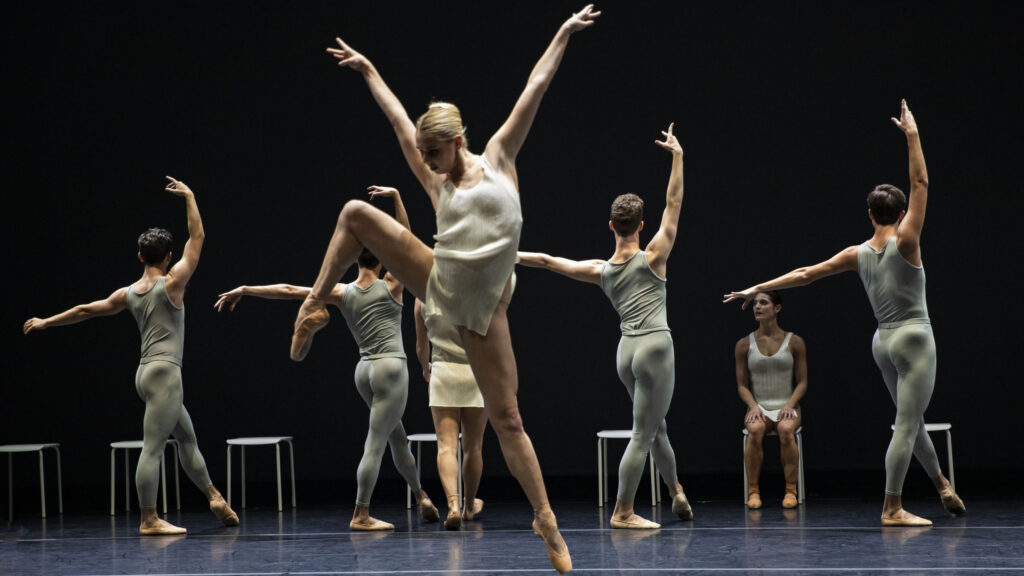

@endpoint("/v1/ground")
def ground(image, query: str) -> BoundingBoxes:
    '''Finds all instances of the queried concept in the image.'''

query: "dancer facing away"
[734,291,807,509]
[291,6,601,572]
[414,295,492,530]
[724,100,965,526]
[23,177,238,535]
[215,187,439,531]
[518,123,692,529]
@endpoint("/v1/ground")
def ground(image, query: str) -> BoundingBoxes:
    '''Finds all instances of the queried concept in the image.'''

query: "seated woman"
[734,291,807,509]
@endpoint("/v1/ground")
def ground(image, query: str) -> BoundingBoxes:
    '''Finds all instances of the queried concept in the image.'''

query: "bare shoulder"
[789,333,807,353]
[327,283,346,308]
[735,336,751,354]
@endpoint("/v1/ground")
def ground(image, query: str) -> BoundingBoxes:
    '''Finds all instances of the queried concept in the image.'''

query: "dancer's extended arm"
[644,123,685,278]
[413,299,431,382]
[367,186,409,299]
[216,284,344,312]
[517,251,604,286]
[892,99,928,266]
[23,288,129,334]
[734,337,763,424]
[723,247,859,309]
[327,40,441,205]
[163,176,204,305]
[485,5,600,170]
[778,335,808,421]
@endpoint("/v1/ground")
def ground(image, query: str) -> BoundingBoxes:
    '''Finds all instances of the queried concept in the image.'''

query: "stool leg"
[275,443,283,513]
[407,439,413,510]
[8,454,13,523]
[649,454,656,507]
[38,451,46,519]
[656,463,661,503]
[797,431,805,504]
[226,446,232,507]
[124,452,130,512]
[946,429,955,492]
[743,433,748,503]
[172,443,181,510]
[110,449,116,516]
[161,450,168,515]
[596,437,603,507]
[241,446,246,509]
[288,440,296,508]
[54,447,63,515]
[457,437,464,506]
[602,438,609,504]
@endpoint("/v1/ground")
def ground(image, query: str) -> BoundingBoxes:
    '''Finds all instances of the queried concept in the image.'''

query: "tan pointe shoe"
[290,300,329,361]
[881,509,933,526]
[532,518,572,574]
[350,516,395,531]
[210,497,239,526]
[939,487,966,515]
[418,495,440,522]
[444,508,462,530]
[672,491,693,521]
[610,513,661,529]
[139,518,187,535]
[746,492,762,509]
[782,492,798,509]
[462,498,484,521]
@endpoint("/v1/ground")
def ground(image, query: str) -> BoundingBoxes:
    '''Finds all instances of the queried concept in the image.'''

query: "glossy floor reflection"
[2,498,1021,575]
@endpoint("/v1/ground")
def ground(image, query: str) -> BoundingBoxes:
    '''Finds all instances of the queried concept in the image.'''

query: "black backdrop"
[5,1,1019,510]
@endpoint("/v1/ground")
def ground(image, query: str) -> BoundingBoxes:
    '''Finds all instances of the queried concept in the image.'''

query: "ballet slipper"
[444,508,462,530]
[462,498,484,521]
[418,494,440,522]
[746,492,762,510]
[939,486,966,515]
[139,518,187,535]
[532,518,572,575]
[609,514,661,529]
[210,497,239,526]
[782,484,798,509]
[880,509,933,526]
[672,491,693,521]
[290,298,329,361]
[350,517,395,531]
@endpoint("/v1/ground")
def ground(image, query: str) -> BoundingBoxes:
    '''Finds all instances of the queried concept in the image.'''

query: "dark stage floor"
[2,497,1022,575]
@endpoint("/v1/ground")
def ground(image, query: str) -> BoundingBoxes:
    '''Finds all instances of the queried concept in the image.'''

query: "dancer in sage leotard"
[216,186,438,531]
[518,123,692,530]
[24,177,238,535]
[724,100,966,526]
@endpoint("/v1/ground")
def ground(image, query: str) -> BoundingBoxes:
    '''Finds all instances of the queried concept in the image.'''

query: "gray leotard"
[338,280,406,359]
[858,237,941,495]
[424,155,522,336]
[747,332,794,411]
[126,277,212,508]
[337,279,421,507]
[601,251,680,504]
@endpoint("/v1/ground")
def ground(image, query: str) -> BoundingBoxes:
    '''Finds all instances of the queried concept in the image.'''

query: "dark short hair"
[610,193,644,236]
[867,184,907,225]
[757,290,783,307]
[137,228,173,266]
[357,248,380,269]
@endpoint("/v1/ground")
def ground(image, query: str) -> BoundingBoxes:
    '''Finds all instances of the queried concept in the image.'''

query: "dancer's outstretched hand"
[23,317,47,334]
[215,287,245,312]
[891,99,918,135]
[723,288,756,308]
[563,4,601,33]
[164,176,192,197]
[367,185,400,200]
[655,122,682,155]
[327,37,370,72]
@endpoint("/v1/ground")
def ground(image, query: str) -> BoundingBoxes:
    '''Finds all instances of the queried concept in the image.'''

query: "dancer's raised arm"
[485,5,600,169]
[723,247,859,309]
[24,288,129,333]
[327,39,442,204]
[367,185,409,298]
[892,99,928,266]
[216,284,344,312]
[163,177,204,304]
[517,251,603,286]
[644,123,685,277]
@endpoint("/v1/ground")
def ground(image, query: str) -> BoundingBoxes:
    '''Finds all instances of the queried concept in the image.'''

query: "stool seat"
[109,439,180,515]
[226,436,295,511]
[1,443,62,522]
[890,422,955,490]
[743,426,805,504]
[596,430,660,507]
[407,433,462,509]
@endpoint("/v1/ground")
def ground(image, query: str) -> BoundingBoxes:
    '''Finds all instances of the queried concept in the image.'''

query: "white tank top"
[747,332,794,410]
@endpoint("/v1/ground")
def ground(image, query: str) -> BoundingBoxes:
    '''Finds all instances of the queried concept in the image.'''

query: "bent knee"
[489,406,525,437]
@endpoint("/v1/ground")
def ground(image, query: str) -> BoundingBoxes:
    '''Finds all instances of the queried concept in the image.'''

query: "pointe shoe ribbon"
[290,303,329,361]
[610,514,661,529]
[532,518,573,574]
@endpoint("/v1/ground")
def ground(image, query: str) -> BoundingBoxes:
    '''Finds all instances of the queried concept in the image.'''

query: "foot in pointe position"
[291,296,330,361]
[939,486,966,515]
[417,492,440,522]
[672,490,693,521]
[210,496,239,526]
[462,498,484,521]
[532,506,572,574]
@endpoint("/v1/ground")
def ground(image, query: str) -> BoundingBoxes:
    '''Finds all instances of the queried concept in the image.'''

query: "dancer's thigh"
[346,200,434,300]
